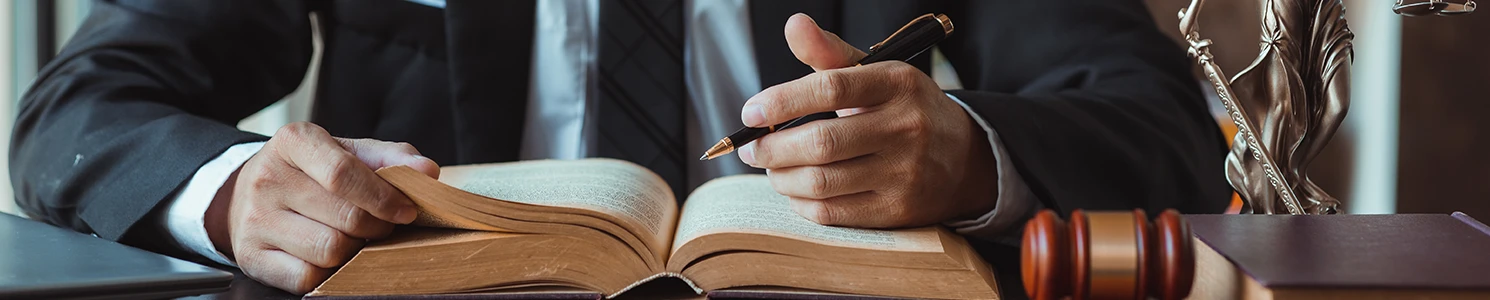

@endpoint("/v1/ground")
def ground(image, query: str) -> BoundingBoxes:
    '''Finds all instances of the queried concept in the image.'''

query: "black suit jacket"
[12,0,1229,248]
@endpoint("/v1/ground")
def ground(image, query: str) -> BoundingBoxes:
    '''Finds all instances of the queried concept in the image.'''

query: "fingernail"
[742,104,765,127]
[395,206,418,224]
[798,13,817,26]
[409,155,441,178]
[738,143,758,167]
[406,155,429,166]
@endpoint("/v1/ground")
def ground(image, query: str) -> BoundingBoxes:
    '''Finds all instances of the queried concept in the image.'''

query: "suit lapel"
[444,0,535,163]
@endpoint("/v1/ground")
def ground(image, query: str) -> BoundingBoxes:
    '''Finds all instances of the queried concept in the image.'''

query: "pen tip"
[699,138,735,161]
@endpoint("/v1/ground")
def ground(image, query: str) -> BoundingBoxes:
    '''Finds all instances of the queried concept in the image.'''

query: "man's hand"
[739,14,998,228]
[203,122,440,294]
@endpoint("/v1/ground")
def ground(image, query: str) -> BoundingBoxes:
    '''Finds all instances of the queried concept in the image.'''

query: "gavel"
[1021,209,1195,300]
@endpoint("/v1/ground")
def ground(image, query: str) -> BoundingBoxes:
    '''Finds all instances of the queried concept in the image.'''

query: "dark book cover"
[707,288,913,300]
[300,276,913,299]
[302,288,910,300]
[302,292,601,300]
[1188,213,1490,290]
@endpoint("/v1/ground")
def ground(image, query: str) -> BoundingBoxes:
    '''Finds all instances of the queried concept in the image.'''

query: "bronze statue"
[1178,0,1351,215]
[1178,0,1472,215]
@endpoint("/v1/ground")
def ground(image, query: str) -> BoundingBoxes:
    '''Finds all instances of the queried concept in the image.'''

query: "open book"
[307,159,999,299]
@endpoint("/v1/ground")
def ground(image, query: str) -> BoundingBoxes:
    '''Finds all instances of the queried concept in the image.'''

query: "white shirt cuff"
[160,142,266,267]
[941,93,1038,245]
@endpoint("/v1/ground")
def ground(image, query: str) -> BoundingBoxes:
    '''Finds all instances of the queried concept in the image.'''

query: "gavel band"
[1086,212,1140,299]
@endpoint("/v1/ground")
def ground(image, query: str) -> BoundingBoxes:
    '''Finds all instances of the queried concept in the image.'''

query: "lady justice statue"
[1177,0,1474,214]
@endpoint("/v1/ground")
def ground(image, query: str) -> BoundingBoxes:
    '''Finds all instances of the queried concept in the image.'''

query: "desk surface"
[180,270,293,300]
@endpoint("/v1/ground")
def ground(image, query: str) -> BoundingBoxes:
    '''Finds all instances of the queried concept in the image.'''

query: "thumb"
[336,138,441,179]
[785,13,867,71]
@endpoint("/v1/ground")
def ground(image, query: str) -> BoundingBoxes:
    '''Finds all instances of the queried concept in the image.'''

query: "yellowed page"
[437,159,678,251]
[672,175,943,253]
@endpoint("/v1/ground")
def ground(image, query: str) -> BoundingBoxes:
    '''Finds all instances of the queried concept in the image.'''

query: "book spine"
[610,272,699,299]
[1452,212,1490,236]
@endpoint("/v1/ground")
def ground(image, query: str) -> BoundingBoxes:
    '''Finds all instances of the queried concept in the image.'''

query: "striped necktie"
[595,0,688,200]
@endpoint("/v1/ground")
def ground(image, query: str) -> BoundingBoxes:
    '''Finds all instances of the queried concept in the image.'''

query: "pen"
[700,13,955,161]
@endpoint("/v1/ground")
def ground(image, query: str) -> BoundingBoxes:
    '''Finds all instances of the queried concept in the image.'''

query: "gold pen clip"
[869,13,955,53]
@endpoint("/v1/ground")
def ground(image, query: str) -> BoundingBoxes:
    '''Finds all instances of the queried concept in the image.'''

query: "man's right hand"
[203,122,440,294]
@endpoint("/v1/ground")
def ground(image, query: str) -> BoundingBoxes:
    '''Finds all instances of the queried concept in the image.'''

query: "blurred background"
[0,0,1485,218]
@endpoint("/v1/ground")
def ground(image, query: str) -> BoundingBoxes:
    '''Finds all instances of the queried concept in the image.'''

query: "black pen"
[700,13,954,160]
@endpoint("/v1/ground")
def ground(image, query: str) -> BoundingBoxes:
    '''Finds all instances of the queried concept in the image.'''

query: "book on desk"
[1189,212,1490,299]
[304,158,1000,300]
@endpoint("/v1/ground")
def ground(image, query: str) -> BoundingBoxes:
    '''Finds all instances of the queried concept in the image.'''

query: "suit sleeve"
[10,0,315,242]
[937,0,1232,218]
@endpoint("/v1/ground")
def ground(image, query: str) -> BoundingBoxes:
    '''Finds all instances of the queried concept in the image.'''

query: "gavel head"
[1021,209,1194,300]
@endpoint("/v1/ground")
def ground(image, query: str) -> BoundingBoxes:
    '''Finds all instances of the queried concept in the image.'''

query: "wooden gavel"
[1021,209,1195,300]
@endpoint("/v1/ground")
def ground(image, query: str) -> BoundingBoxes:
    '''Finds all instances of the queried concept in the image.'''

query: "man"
[11,0,1231,295]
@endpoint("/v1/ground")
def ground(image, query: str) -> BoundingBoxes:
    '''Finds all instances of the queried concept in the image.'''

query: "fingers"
[232,123,440,295]
[272,122,418,224]
[239,249,334,295]
[784,13,867,71]
[746,12,873,128]
[277,170,395,239]
[766,154,888,200]
[337,138,441,179]
[788,191,893,228]
[260,211,364,269]
[741,111,894,169]
[741,62,920,127]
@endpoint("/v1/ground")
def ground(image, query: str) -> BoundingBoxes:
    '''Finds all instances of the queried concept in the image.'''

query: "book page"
[438,159,678,244]
[672,175,943,253]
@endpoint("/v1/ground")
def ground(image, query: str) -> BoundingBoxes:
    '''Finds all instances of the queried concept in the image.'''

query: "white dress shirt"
[159,0,1035,266]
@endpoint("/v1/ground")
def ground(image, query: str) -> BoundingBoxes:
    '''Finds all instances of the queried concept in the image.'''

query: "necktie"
[596,0,688,200]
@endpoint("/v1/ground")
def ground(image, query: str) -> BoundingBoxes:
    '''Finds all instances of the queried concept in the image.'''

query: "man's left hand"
[739,13,998,228]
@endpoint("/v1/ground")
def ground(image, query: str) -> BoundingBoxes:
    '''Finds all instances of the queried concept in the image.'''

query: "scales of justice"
[1019,1,1475,299]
